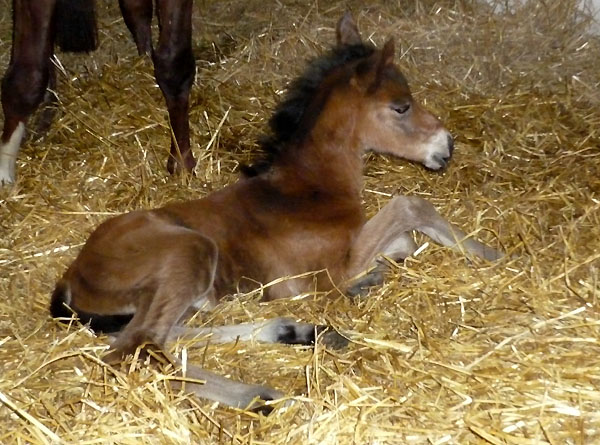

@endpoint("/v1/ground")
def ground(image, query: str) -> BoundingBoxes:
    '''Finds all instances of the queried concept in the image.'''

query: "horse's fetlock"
[2,65,48,113]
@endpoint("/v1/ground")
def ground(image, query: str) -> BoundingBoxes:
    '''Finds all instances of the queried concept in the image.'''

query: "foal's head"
[243,13,454,177]
[336,13,454,170]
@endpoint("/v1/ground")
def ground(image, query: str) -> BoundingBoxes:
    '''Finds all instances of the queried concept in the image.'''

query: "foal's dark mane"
[241,43,376,177]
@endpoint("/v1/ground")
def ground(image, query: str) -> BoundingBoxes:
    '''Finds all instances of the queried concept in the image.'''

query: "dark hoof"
[103,348,127,365]
[105,332,161,365]
[346,268,385,297]
[319,329,350,349]
[34,106,57,137]
[245,386,285,414]
[252,399,276,415]
[273,319,349,349]
[166,153,196,175]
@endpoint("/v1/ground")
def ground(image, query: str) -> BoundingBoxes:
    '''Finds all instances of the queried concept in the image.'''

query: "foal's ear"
[376,39,395,78]
[379,39,395,70]
[369,39,396,92]
[336,12,362,46]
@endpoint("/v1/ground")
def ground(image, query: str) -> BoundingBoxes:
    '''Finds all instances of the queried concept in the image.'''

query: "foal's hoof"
[103,348,127,365]
[319,328,350,350]
[243,386,286,414]
[346,268,385,297]
[482,245,505,262]
[269,318,349,349]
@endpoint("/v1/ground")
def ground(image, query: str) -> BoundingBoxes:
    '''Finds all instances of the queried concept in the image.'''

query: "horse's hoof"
[166,154,197,175]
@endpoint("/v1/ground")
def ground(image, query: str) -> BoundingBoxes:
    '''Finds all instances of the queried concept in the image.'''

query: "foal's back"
[157,171,364,298]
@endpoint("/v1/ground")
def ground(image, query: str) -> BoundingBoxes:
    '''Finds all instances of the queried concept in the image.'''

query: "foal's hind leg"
[106,232,218,362]
[119,0,153,55]
[153,0,196,174]
[169,317,348,349]
[166,320,347,409]
[346,196,503,290]
[171,361,284,412]
[1,0,56,184]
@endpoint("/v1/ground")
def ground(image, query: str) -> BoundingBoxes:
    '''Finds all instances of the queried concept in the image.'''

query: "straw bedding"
[1,0,599,443]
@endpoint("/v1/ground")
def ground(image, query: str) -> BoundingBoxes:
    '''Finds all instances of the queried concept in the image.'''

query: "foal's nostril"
[447,134,455,156]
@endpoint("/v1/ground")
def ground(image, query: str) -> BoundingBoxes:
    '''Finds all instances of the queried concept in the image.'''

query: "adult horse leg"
[0,0,56,185]
[34,61,58,136]
[345,196,504,292]
[119,0,153,55]
[153,0,196,174]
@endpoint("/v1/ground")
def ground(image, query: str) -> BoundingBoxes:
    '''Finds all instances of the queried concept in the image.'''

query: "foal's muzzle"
[423,131,454,170]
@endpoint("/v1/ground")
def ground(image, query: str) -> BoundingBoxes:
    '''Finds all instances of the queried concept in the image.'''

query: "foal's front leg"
[346,196,503,292]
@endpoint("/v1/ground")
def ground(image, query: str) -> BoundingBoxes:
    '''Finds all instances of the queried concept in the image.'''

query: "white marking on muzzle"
[0,122,25,185]
[422,129,452,170]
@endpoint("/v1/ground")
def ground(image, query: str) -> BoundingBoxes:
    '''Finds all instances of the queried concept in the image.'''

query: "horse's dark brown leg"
[1,0,57,184]
[34,60,58,137]
[119,0,153,55]
[153,0,196,174]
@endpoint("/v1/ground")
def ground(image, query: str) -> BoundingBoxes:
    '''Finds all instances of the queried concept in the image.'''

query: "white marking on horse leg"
[0,122,25,185]
[422,129,452,170]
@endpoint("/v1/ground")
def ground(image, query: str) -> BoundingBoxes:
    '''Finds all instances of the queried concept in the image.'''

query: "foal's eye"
[392,103,411,114]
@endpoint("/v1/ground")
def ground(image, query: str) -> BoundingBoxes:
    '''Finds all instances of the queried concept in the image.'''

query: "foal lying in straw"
[51,13,503,411]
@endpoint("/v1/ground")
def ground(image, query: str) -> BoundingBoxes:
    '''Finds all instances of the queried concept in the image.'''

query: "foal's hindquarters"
[51,194,351,409]
[59,210,219,358]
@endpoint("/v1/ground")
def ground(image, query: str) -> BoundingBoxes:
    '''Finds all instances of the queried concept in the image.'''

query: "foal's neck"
[280,101,364,197]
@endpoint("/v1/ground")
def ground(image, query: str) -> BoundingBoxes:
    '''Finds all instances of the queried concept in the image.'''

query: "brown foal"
[51,13,503,410]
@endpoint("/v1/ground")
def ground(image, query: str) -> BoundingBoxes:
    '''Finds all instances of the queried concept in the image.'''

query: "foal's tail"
[55,0,98,53]
[50,280,133,333]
